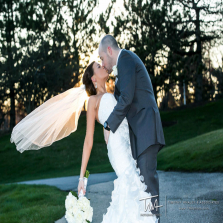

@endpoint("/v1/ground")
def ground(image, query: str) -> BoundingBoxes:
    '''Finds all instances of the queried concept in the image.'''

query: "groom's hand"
[103,127,110,144]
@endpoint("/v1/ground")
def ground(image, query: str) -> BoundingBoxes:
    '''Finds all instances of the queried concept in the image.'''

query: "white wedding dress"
[98,93,159,223]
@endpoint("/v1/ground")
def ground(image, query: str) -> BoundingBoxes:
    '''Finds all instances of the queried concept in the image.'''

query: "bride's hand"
[103,128,110,144]
[78,179,86,195]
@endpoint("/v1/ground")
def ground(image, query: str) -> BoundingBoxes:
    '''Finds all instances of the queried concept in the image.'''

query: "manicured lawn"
[1,98,223,184]
[0,115,112,184]
[157,128,223,172]
[160,98,223,146]
[0,184,68,223]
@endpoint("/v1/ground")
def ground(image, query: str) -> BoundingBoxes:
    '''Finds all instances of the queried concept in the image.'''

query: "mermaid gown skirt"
[98,93,158,223]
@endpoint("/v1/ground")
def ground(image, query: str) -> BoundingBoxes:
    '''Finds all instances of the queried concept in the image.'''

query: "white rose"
[71,203,80,215]
[77,196,90,211]
[65,210,76,223]
[112,65,118,76]
[73,209,85,223]
[65,192,78,211]
[84,206,93,222]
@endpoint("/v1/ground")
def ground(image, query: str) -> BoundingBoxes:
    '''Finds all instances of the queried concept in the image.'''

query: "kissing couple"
[11,34,166,223]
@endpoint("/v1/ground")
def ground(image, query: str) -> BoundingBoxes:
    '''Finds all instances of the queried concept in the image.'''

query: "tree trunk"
[194,8,203,103]
[9,85,15,129]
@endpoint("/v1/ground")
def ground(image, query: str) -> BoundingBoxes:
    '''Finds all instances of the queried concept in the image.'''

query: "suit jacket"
[106,49,165,160]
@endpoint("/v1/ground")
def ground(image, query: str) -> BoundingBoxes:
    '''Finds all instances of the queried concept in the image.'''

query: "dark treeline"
[0,0,98,130]
[100,0,223,107]
[0,0,223,131]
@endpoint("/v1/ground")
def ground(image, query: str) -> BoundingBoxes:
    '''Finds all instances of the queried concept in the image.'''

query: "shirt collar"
[116,49,123,66]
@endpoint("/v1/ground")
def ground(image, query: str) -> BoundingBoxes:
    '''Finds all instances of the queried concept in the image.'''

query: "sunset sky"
[86,0,223,68]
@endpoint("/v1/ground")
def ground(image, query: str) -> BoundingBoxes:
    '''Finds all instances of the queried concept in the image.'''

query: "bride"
[78,61,158,223]
[10,62,159,223]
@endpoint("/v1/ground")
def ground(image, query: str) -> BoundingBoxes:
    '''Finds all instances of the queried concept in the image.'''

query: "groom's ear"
[107,46,112,56]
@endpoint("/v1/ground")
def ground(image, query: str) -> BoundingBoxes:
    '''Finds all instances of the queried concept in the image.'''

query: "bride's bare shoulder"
[87,95,98,111]
[88,95,96,104]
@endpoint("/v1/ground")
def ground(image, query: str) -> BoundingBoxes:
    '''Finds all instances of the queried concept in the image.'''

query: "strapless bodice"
[97,92,133,176]
[98,93,117,126]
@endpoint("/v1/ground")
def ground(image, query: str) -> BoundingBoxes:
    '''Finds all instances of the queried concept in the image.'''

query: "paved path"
[16,172,117,191]
[16,171,223,223]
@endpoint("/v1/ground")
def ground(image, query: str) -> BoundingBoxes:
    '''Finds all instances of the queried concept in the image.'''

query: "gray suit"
[106,49,165,221]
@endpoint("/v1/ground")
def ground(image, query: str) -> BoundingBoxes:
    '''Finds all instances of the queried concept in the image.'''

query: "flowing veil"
[10,84,89,153]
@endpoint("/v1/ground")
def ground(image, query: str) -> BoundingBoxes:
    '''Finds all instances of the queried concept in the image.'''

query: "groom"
[99,35,165,222]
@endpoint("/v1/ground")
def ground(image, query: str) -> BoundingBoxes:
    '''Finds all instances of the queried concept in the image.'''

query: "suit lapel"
[114,49,126,101]
[117,49,125,67]
[115,49,125,88]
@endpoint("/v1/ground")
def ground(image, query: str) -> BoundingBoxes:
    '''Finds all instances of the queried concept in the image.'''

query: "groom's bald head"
[98,35,120,74]
[99,35,119,52]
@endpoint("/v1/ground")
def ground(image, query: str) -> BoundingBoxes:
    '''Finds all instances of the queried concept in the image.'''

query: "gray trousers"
[136,144,161,223]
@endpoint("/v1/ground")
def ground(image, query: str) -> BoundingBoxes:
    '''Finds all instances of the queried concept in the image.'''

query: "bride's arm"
[79,96,96,179]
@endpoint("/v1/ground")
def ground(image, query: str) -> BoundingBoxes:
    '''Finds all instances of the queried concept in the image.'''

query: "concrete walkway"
[16,171,223,223]
[16,172,117,191]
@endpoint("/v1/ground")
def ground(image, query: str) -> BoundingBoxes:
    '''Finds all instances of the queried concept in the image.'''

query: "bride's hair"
[82,61,97,96]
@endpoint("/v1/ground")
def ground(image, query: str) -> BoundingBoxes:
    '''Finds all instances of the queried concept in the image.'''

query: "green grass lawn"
[0,184,67,223]
[160,98,223,146]
[0,115,112,184]
[157,128,223,172]
[1,98,223,184]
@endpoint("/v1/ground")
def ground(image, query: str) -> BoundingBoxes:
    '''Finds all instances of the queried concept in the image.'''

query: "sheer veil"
[10,84,89,153]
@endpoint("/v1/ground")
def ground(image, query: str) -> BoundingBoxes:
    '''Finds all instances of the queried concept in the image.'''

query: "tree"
[0,0,98,130]
[112,0,170,103]
[0,0,23,129]
[99,0,223,107]
[165,0,223,103]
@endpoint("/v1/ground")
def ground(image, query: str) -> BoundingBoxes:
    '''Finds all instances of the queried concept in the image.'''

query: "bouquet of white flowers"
[65,170,93,223]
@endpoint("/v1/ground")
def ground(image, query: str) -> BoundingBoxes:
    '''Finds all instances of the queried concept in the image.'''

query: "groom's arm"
[106,51,136,133]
